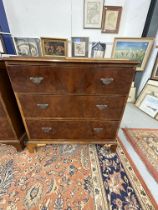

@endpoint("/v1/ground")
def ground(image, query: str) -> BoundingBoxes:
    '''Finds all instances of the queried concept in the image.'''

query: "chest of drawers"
[4,57,137,152]
[0,61,25,151]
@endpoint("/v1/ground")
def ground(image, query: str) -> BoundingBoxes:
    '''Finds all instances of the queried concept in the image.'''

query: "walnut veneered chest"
[0,61,25,150]
[3,57,137,152]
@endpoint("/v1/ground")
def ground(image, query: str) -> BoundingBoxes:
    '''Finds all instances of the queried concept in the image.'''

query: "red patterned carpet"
[0,143,156,210]
[123,128,158,183]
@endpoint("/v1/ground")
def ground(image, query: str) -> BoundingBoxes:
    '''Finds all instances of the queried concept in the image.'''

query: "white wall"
[3,0,151,57]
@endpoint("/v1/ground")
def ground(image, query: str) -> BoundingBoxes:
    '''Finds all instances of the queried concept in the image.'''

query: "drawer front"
[0,98,6,118]
[0,119,16,139]
[7,65,134,95]
[26,120,119,140]
[18,94,126,120]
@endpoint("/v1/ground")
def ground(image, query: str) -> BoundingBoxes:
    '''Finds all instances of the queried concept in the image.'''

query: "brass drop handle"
[30,76,44,84]
[41,127,53,133]
[96,104,108,110]
[100,78,114,85]
[37,103,49,109]
[93,127,104,133]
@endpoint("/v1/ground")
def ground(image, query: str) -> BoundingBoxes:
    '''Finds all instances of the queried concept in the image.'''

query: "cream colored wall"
[3,0,151,58]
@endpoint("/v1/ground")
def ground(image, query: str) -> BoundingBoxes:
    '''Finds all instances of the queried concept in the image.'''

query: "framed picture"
[41,37,67,57]
[135,80,158,119]
[111,37,154,71]
[71,37,89,57]
[151,52,158,81]
[91,42,106,58]
[84,0,104,29]
[139,94,158,118]
[101,6,122,33]
[14,37,41,56]
[0,35,6,54]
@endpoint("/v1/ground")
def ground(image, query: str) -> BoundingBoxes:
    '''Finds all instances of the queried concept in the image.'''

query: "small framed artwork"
[0,35,6,54]
[71,37,89,57]
[14,37,41,56]
[112,37,154,71]
[41,37,67,57]
[101,6,122,33]
[135,80,158,119]
[84,0,104,29]
[151,52,158,81]
[139,94,158,118]
[91,42,106,58]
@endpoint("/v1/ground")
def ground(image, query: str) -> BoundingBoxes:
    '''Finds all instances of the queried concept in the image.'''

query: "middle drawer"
[18,94,126,120]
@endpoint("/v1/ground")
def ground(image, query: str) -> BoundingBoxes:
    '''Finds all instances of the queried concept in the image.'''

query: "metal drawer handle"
[96,104,108,110]
[30,76,44,84]
[100,78,114,85]
[41,127,53,133]
[93,128,104,133]
[37,104,49,109]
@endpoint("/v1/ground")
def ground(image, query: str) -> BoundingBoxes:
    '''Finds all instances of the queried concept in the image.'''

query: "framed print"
[84,0,103,29]
[135,80,158,119]
[151,52,158,81]
[41,37,67,57]
[112,37,154,71]
[101,6,122,33]
[139,95,158,118]
[14,37,41,56]
[0,35,6,54]
[71,37,89,57]
[91,42,106,58]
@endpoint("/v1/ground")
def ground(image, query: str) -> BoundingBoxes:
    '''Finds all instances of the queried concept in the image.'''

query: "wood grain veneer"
[0,61,26,150]
[3,57,137,152]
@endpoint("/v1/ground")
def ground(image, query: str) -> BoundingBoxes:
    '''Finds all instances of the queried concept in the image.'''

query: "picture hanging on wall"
[111,37,154,71]
[91,42,106,58]
[71,37,89,57]
[101,6,122,33]
[41,37,67,57]
[0,35,6,54]
[84,0,104,29]
[151,52,158,81]
[14,37,41,56]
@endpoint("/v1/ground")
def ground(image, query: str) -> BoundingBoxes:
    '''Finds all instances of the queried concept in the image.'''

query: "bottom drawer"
[26,120,119,140]
[0,118,16,139]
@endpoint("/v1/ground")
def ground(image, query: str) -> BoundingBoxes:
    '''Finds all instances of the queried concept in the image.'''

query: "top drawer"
[7,64,134,95]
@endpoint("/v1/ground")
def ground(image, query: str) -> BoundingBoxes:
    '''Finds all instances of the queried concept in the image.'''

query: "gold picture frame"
[101,6,122,33]
[151,52,158,81]
[41,37,68,57]
[111,37,154,71]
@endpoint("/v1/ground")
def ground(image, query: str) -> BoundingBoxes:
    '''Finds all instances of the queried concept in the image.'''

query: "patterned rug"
[0,143,155,210]
[123,128,158,183]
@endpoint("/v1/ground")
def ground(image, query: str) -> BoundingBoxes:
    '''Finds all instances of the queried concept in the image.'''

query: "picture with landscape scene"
[112,38,154,71]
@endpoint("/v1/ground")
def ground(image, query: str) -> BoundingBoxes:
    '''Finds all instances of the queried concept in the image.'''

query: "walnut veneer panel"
[4,57,137,152]
[26,120,119,140]
[0,118,16,139]
[18,94,126,120]
[7,65,134,95]
[0,96,6,118]
[0,61,26,150]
